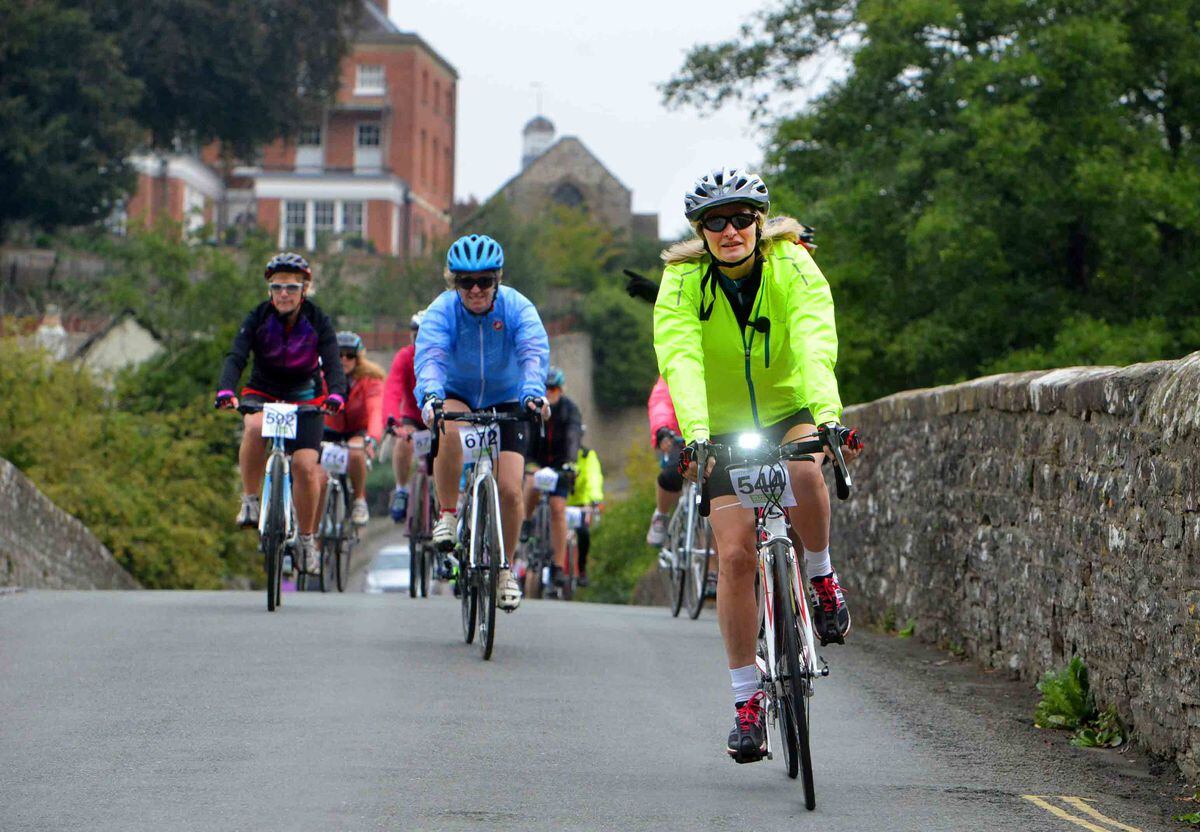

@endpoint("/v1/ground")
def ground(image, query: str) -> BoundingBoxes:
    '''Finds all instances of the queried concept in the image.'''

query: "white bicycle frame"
[755,504,819,758]
[465,453,507,572]
[258,444,295,544]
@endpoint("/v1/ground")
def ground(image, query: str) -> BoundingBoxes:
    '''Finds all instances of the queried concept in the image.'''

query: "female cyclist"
[216,252,346,575]
[653,167,861,763]
[323,330,385,525]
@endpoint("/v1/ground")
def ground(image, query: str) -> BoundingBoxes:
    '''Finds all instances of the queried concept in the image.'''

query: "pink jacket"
[647,375,680,446]
[383,344,422,425]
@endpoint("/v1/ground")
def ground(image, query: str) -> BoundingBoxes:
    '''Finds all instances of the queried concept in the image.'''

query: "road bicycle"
[312,439,360,593]
[696,424,857,810]
[561,503,598,601]
[238,402,324,612]
[521,466,560,599]
[657,476,713,619]
[404,429,439,598]
[430,405,539,660]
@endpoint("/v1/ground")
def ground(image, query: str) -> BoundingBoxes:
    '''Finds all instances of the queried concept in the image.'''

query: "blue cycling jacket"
[414,286,549,409]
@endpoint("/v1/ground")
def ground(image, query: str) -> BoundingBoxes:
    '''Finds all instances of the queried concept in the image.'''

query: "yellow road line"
[1059,796,1143,832]
[1022,796,1112,832]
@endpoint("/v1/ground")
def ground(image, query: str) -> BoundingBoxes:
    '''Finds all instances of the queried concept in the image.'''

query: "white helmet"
[684,167,770,221]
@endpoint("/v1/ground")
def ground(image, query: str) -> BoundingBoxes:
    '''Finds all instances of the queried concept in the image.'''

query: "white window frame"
[297,126,322,146]
[355,64,385,95]
[278,199,370,251]
[356,123,381,147]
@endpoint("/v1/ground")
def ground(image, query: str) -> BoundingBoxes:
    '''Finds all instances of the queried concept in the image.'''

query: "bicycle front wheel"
[668,512,687,617]
[263,455,287,612]
[560,533,577,601]
[686,514,711,619]
[772,542,815,808]
[473,478,500,659]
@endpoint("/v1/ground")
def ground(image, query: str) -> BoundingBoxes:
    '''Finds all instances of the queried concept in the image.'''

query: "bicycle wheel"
[686,514,711,620]
[473,478,500,660]
[459,498,477,643]
[560,534,577,601]
[319,490,337,593]
[772,542,815,808]
[263,454,286,612]
[668,509,687,617]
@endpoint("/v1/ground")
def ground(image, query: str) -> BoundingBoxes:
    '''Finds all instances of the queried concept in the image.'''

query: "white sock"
[730,664,758,705]
[804,546,833,581]
[394,485,407,494]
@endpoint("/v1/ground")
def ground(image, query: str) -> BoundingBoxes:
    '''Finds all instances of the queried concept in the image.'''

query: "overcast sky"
[390,1,839,238]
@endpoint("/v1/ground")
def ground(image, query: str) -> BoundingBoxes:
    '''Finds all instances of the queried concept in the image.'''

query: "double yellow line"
[1022,795,1143,832]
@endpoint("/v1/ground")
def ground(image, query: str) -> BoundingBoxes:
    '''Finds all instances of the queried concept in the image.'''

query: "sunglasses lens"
[702,217,727,232]
[457,276,495,290]
[732,214,756,230]
[702,213,756,232]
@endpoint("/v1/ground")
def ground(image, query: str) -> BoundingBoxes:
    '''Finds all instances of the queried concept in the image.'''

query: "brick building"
[121,0,456,258]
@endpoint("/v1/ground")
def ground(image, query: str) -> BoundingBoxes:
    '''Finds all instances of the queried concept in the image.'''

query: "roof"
[523,115,555,134]
[493,135,631,198]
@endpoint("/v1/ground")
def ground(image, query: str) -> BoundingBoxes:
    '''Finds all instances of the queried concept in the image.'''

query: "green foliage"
[581,286,660,411]
[578,443,659,604]
[0,0,141,235]
[665,0,1200,401]
[1176,811,1200,825]
[68,0,360,155]
[1035,656,1126,747]
[1035,656,1094,731]
[116,325,238,413]
[897,619,916,638]
[0,340,257,587]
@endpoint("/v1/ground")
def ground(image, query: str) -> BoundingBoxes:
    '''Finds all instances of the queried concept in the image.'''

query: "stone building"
[488,116,659,240]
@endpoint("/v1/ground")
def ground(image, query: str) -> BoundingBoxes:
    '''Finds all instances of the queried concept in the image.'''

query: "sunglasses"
[339,351,358,360]
[700,213,757,233]
[268,282,304,295]
[454,275,497,291]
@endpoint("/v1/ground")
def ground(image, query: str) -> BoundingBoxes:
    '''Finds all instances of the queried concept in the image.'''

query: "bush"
[578,441,659,604]
[1033,656,1125,748]
[581,286,659,411]
[0,340,257,587]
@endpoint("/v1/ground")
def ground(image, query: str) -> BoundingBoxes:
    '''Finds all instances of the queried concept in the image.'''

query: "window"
[343,202,363,234]
[355,64,385,95]
[284,201,307,249]
[446,88,454,119]
[553,182,585,208]
[420,130,427,182]
[433,80,441,114]
[422,70,429,103]
[298,126,322,146]
[357,123,381,147]
[314,201,335,230]
[432,138,440,190]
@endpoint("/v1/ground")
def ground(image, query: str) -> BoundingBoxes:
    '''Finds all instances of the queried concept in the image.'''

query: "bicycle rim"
[264,455,286,612]
[772,543,815,808]
[475,479,499,659]
[670,512,687,617]
[686,514,709,619]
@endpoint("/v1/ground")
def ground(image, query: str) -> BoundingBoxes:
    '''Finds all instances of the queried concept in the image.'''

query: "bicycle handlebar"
[695,426,859,516]
[428,404,543,460]
[235,402,326,416]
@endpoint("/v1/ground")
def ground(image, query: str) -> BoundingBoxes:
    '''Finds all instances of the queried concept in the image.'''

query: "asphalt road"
[0,575,1183,830]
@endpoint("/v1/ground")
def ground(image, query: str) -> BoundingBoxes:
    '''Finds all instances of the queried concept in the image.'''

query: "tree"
[664,0,1200,403]
[69,0,362,156]
[0,0,141,235]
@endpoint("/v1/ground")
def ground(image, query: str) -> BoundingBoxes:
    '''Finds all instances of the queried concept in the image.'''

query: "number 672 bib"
[459,425,500,463]
[728,463,797,509]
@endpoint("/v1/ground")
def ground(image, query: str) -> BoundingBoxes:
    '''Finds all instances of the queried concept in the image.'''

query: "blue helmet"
[447,234,504,273]
[546,366,565,387]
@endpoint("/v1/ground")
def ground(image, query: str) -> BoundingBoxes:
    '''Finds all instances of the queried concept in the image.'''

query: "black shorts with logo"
[443,393,532,458]
[705,409,815,500]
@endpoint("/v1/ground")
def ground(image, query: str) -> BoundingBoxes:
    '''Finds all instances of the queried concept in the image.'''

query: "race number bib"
[320,442,349,475]
[565,506,585,530]
[532,467,559,493]
[728,463,797,509]
[459,425,500,463]
[411,429,432,457]
[261,403,298,439]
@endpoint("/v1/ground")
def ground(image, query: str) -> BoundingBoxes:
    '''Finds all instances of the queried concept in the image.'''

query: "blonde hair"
[349,356,386,381]
[661,215,809,266]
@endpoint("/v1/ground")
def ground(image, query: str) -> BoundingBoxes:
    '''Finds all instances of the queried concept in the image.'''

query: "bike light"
[737,432,763,450]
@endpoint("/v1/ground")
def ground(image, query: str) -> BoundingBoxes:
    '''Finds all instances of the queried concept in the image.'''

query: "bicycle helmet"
[336,330,364,353]
[409,309,426,330]
[546,366,565,387]
[264,251,312,280]
[447,234,504,272]
[683,167,770,221]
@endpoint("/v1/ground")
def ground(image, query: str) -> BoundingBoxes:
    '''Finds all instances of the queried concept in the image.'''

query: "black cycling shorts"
[323,428,365,444]
[443,393,531,458]
[242,394,324,454]
[705,409,815,500]
[658,467,684,493]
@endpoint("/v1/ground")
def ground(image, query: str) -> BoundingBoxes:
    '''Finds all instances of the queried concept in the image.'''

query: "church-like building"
[484,116,659,240]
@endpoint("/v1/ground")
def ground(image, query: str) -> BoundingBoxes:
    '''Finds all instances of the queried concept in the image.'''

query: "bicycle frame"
[259,435,294,544]
[464,452,507,572]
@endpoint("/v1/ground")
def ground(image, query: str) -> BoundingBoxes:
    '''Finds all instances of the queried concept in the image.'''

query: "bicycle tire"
[460,498,477,642]
[474,477,499,660]
[320,488,337,593]
[669,508,687,617]
[686,514,711,619]
[560,534,576,602]
[336,485,353,592]
[263,454,286,612]
[772,542,815,808]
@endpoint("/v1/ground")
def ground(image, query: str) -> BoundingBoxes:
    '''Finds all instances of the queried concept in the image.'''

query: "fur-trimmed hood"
[660,216,808,266]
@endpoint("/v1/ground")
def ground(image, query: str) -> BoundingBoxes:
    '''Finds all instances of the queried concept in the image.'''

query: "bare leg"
[496,451,527,566]
[708,497,759,669]
[432,399,470,514]
[347,439,367,500]
[392,429,413,489]
[291,449,321,536]
[549,496,567,570]
[239,413,267,495]
[656,485,682,514]
[782,423,831,553]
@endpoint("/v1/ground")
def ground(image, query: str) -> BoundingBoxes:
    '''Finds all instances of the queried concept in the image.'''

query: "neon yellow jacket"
[653,217,842,441]
[567,448,604,506]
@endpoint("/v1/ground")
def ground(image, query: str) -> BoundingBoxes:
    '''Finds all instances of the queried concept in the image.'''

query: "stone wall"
[835,353,1200,776]
[0,458,138,589]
